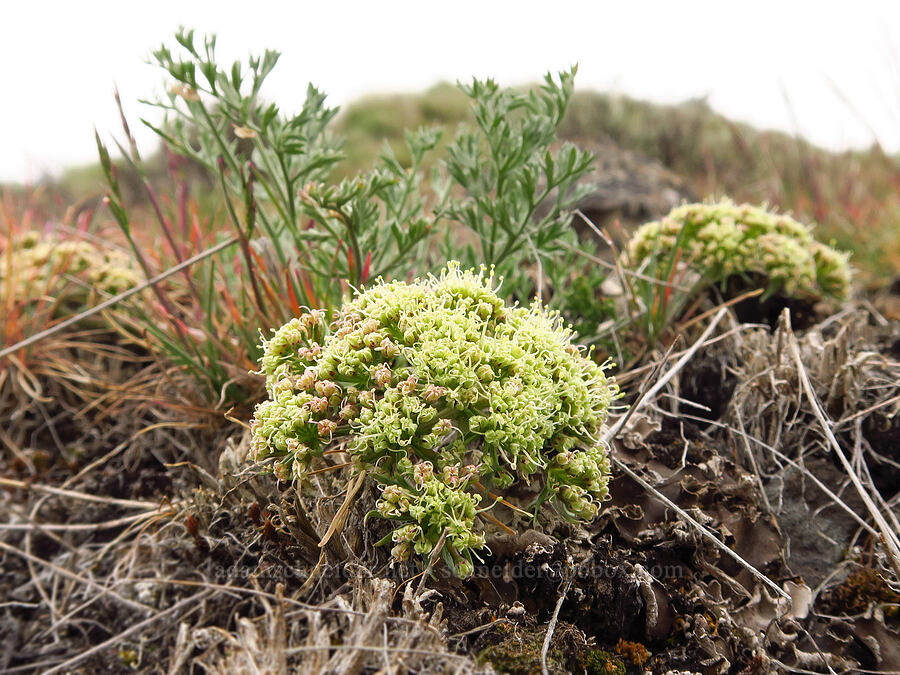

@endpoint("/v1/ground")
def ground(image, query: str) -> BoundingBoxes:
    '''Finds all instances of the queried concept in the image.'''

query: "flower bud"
[392,523,420,543]
[273,461,292,481]
[339,404,359,421]
[554,450,575,467]
[461,463,480,481]
[317,418,337,438]
[358,389,376,408]
[413,461,434,486]
[442,464,460,486]
[297,368,317,391]
[454,558,475,578]
[382,484,405,504]
[423,383,447,403]
[433,418,453,435]
[315,380,339,398]
[391,541,412,562]
[399,376,417,396]
[249,434,266,461]
[503,377,523,395]
[379,337,399,359]
[297,343,321,361]
[307,396,329,414]
[273,377,294,394]
[302,310,324,330]
[374,365,392,388]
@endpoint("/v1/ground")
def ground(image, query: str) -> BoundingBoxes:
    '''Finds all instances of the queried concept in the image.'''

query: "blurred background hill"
[7,84,898,283]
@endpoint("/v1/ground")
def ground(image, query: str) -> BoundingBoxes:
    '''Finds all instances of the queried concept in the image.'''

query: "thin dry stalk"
[604,306,728,443]
[785,311,900,576]
[41,591,211,675]
[0,539,152,614]
[602,304,791,600]
[0,477,161,510]
[613,322,752,386]
[673,409,880,538]
[609,454,790,601]
[540,563,575,675]
[733,406,773,513]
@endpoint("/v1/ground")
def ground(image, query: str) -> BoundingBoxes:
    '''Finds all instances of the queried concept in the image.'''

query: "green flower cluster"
[625,200,851,300]
[1,231,139,307]
[250,262,620,576]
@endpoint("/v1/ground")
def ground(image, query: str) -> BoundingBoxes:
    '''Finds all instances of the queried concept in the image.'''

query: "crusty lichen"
[625,199,851,301]
[249,262,620,576]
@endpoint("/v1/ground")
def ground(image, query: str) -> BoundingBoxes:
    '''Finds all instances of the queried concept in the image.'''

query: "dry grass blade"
[604,334,679,442]
[41,591,212,675]
[833,392,900,431]
[541,563,575,675]
[601,305,790,600]
[283,644,473,661]
[604,306,728,443]
[317,469,367,550]
[613,322,758,386]
[675,286,763,332]
[0,539,153,613]
[733,406,772,513]
[675,409,881,538]
[124,577,368,617]
[0,510,160,532]
[416,527,449,595]
[0,476,164,510]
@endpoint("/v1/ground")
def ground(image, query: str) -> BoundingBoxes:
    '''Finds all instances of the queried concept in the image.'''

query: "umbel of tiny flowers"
[2,231,140,309]
[249,262,621,577]
[625,199,852,301]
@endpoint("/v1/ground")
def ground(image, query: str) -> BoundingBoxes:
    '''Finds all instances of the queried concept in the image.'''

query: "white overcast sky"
[2,1,899,184]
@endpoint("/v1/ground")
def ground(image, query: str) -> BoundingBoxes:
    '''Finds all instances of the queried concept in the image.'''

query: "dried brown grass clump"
[0,430,479,673]
[165,578,467,674]
[685,308,900,577]
[723,309,899,461]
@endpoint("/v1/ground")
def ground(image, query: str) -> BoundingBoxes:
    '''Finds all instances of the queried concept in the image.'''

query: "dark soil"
[723,275,819,329]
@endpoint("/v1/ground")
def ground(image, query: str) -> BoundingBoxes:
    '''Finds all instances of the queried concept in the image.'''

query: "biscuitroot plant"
[626,199,851,299]
[249,263,620,577]
[622,199,851,340]
[2,230,139,320]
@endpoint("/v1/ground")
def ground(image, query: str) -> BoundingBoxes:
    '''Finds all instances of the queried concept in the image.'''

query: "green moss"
[581,650,626,675]
[250,263,621,576]
[475,624,625,674]
[476,627,568,674]
[478,643,567,674]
